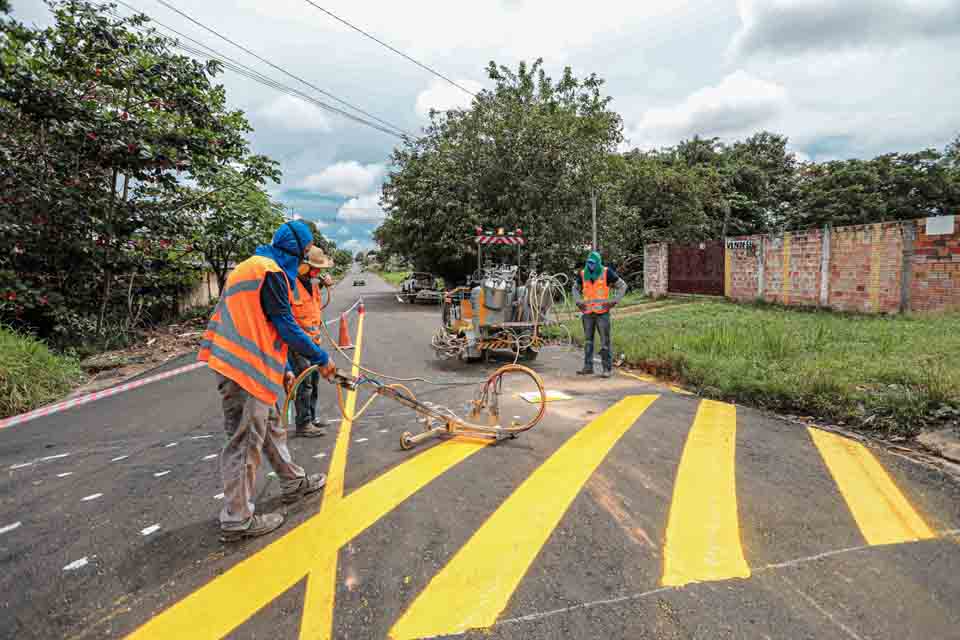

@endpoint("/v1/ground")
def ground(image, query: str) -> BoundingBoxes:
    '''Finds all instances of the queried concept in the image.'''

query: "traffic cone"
[337,313,353,349]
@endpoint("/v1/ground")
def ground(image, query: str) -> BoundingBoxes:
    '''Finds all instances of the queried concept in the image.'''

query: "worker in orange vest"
[289,246,334,437]
[199,220,336,542]
[572,251,627,378]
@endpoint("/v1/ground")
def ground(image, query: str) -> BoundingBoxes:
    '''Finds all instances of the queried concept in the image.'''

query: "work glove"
[321,274,334,287]
[284,371,295,393]
[317,360,337,381]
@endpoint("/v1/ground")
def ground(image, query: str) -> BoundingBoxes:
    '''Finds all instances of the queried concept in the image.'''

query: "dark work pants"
[290,353,319,429]
[582,312,612,372]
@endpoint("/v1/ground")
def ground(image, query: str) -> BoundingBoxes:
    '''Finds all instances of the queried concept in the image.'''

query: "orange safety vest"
[581,268,610,314]
[198,255,294,405]
[291,278,323,343]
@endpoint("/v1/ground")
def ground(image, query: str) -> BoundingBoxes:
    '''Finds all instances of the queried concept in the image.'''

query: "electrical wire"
[123,0,413,138]
[300,0,478,98]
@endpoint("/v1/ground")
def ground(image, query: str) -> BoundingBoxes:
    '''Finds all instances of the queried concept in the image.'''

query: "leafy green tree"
[0,1,275,339]
[380,59,622,283]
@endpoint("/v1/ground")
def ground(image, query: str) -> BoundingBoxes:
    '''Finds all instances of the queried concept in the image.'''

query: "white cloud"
[731,0,960,59]
[337,192,386,222]
[626,70,788,148]
[415,78,484,118]
[336,226,351,236]
[301,161,384,197]
[342,239,363,251]
[256,95,332,133]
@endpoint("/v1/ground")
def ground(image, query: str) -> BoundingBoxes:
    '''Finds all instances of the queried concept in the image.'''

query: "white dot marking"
[81,493,102,502]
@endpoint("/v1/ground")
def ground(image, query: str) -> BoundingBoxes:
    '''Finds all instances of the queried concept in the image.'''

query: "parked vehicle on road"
[399,272,441,303]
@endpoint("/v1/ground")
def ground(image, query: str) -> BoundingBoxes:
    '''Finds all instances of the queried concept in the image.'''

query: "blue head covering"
[254,220,314,286]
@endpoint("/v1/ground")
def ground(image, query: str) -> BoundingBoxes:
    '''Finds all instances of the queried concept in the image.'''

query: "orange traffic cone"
[337,313,353,349]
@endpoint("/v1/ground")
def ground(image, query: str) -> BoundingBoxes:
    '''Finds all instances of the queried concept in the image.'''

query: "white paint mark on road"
[63,557,91,571]
[790,584,865,640]
[165,442,178,448]
[202,454,217,461]
[56,472,73,478]
[355,438,368,443]
[267,471,276,477]
[111,455,128,462]
[81,493,102,502]
[325,419,340,423]
[214,493,224,500]
[154,471,170,478]
[190,435,215,440]
[0,521,22,535]
[39,453,71,461]
[313,453,326,459]
[9,462,34,470]
[141,524,161,536]
[379,429,389,433]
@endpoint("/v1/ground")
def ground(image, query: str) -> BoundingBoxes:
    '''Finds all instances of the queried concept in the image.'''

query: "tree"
[187,167,285,293]
[0,1,276,340]
[379,59,622,283]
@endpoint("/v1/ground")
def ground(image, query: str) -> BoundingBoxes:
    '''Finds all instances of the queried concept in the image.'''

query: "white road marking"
[63,557,90,571]
[164,442,178,448]
[154,471,171,477]
[39,453,71,461]
[325,419,340,423]
[202,454,218,461]
[379,429,389,433]
[56,472,73,478]
[141,524,161,536]
[313,453,326,459]
[190,435,215,440]
[267,472,276,477]
[81,493,102,502]
[9,462,34,470]
[111,455,128,462]
[214,493,225,500]
[355,438,369,443]
[0,521,22,535]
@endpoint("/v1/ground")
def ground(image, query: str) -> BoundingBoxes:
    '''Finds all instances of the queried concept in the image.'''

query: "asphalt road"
[2,268,960,640]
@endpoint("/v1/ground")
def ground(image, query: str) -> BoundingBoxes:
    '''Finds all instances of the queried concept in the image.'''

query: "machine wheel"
[400,431,414,450]
[521,347,539,362]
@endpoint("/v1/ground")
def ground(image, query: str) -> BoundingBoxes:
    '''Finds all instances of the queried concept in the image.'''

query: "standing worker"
[199,220,336,542]
[289,246,335,437]
[572,251,627,378]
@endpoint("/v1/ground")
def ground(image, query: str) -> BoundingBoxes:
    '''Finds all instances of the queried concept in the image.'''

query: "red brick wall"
[644,243,668,297]
[829,222,902,314]
[726,235,762,301]
[910,216,960,312]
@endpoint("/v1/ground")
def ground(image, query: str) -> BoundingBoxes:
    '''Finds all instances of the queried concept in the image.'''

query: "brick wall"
[683,214,959,314]
[644,243,668,297]
[910,215,960,312]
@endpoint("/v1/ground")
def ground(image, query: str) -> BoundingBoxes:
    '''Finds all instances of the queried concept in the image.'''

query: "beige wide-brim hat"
[305,246,333,269]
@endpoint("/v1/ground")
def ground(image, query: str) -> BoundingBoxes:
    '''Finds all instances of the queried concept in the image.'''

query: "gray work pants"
[582,312,612,372]
[215,372,305,530]
[290,352,319,429]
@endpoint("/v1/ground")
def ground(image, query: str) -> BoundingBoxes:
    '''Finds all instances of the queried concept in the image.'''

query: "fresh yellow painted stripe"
[662,399,750,587]
[620,371,694,397]
[808,428,934,545]
[297,312,365,640]
[323,312,365,505]
[389,395,658,639]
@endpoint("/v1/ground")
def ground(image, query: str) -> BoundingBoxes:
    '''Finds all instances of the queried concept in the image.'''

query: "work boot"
[219,512,284,543]
[282,473,326,504]
[576,367,594,376]
[600,369,612,379]
[295,422,326,438]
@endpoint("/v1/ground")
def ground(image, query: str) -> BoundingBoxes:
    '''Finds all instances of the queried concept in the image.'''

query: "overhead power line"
[132,0,413,138]
[300,0,478,98]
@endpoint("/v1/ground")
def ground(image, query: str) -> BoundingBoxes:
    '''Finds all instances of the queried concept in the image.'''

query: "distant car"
[400,272,440,303]
[353,278,366,286]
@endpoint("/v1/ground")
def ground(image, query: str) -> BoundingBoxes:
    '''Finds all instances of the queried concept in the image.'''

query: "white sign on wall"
[926,215,955,236]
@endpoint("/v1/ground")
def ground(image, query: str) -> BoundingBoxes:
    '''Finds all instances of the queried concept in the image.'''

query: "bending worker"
[199,220,336,542]
[572,251,627,378]
[289,246,335,437]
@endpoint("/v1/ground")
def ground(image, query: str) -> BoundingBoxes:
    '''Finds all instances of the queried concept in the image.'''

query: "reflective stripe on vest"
[198,256,291,404]
[581,268,610,314]
[290,278,323,341]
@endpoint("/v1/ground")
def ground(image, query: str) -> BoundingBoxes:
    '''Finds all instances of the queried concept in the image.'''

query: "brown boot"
[219,512,284,543]
[296,423,327,438]
[282,473,326,504]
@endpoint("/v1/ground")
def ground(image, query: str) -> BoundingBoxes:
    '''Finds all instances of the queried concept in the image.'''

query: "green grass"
[0,327,84,418]
[567,302,960,437]
[378,270,411,287]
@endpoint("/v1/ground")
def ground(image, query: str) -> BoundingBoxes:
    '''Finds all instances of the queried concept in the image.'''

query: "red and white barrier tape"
[0,361,207,431]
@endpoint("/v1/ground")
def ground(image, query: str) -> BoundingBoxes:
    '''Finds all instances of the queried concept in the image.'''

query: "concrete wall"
[654,214,959,314]
[644,243,669,297]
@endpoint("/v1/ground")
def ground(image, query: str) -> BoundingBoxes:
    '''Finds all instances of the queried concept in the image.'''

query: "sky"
[11,0,960,252]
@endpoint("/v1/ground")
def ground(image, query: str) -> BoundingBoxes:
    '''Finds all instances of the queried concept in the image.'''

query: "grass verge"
[566,302,960,437]
[0,327,84,418]
[377,270,411,287]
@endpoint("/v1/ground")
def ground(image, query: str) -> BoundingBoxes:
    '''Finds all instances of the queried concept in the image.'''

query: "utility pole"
[591,189,598,250]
